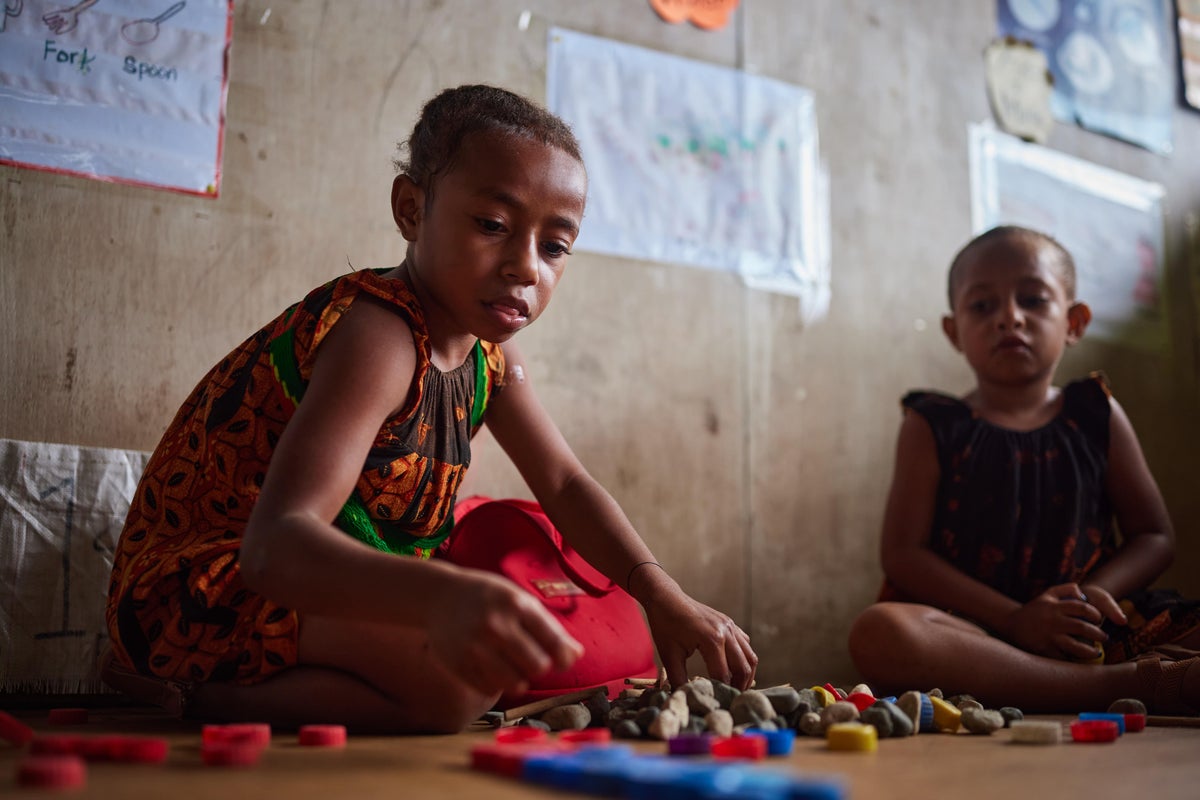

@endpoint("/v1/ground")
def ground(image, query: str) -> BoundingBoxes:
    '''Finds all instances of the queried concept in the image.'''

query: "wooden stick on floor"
[1146,715,1200,728]
[501,688,605,722]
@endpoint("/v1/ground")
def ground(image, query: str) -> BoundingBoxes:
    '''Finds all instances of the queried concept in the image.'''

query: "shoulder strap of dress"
[1062,371,1112,449]
[900,390,973,455]
[471,340,487,428]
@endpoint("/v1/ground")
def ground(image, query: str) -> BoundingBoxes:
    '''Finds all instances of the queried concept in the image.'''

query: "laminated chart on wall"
[969,122,1166,350]
[0,0,233,196]
[996,0,1175,154]
[546,27,830,323]
[1180,0,1200,112]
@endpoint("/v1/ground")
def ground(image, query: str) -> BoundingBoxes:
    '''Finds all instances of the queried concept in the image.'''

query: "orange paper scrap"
[649,0,739,30]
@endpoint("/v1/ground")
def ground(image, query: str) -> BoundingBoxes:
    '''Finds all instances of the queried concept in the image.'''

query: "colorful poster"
[1179,0,1200,111]
[546,27,830,320]
[997,0,1175,154]
[0,0,232,196]
[969,123,1167,350]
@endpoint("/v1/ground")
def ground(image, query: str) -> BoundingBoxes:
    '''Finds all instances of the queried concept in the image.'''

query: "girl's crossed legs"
[849,601,1199,714]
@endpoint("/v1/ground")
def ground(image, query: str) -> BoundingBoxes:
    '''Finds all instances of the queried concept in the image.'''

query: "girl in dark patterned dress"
[849,226,1199,714]
[103,85,757,732]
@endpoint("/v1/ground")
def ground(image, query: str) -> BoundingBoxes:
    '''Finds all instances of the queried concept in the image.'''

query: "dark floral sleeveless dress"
[879,373,1199,663]
[106,268,505,684]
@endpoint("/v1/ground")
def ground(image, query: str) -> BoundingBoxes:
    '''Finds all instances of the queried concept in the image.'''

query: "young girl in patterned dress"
[103,85,757,732]
[849,225,1199,714]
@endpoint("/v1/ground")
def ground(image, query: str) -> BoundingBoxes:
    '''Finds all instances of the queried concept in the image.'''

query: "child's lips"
[485,297,530,329]
[995,336,1030,352]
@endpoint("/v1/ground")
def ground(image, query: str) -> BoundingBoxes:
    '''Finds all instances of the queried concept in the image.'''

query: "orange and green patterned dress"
[105,268,505,685]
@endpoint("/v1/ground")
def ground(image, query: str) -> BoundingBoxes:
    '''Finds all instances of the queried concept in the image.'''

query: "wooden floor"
[2,706,1198,799]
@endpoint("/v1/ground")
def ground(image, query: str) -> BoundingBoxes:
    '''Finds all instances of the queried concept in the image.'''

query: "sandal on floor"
[1134,655,1200,716]
[98,646,196,719]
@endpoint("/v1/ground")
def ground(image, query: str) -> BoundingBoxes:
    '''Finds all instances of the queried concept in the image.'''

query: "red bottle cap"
[1070,719,1119,743]
[17,755,87,789]
[711,734,768,761]
[559,728,612,745]
[202,723,272,748]
[495,726,548,744]
[298,724,347,747]
[201,742,264,767]
[47,707,90,725]
[0,709,35,747]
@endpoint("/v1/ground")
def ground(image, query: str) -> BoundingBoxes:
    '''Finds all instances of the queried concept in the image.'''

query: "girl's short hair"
[947,225,1076,307]
[394,84,583,189]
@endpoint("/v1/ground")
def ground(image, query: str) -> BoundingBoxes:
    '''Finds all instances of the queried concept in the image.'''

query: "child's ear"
[391,175,424,242]
[1066,301,1092,344]
[941,314,962,351]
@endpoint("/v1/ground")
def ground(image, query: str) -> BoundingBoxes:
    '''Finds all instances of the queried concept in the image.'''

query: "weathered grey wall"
[3,0,1198,687]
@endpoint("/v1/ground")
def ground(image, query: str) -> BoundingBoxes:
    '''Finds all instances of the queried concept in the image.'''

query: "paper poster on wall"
[1179,0,1200,111]
[969,122,1166,350]
[0,0,232,197]
[546,27,830,321]
[996,0,1174,154]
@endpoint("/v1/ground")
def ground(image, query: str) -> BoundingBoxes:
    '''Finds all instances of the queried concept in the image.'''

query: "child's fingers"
[1053,633,1103,661]
[1081,586,1127,626]
[696,632,734,687]
[1060,615,1108,643]
[660,643,689,691]
[514,596,583,672]
[725,626,757,690]
[1057,598,1102,624]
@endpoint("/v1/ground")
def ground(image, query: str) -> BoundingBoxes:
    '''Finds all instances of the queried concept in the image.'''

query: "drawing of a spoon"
[121,1,186,45]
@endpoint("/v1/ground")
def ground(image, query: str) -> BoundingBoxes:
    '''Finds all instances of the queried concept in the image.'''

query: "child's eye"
[968,299,993,314]
[476,218,505,234]
[1019,295,1048,309]
[542,241,573,259]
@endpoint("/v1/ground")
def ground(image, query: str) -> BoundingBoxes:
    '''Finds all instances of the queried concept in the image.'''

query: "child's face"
[942,235,1090,387]
[393,130,588,343]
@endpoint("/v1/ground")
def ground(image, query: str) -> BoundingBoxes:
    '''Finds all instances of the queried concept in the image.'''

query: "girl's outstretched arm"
[880,409,1106,659]
[1079,396,1175,621]
[238,299,580,697]
[486,341,758,690]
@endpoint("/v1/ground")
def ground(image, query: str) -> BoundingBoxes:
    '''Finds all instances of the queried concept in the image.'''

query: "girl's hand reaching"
[643,586,757,691]
[1078,583,1128,627]
[426,568,584,697]
[1002,582,1108,660]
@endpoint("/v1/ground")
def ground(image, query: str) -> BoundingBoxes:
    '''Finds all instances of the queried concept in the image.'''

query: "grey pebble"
[998,707,1024,727]
[730,690,775,725]
[640,689,669,709]
[706,709,734,737]
[518,717,552,732]
[896,691,922,730]
[613,719,642,739]
[584,694,611,727]
[860,706,894,738]
[636,705,661,730]
[819,700,860,732]
[795,688,822,712]
[541,703,591,731]
[797,711,823,737]
[961,707,1005,735]
[873,699,914,738]
[711,680,740,710]
[1108,698,1146,715]
[762,686,802,715]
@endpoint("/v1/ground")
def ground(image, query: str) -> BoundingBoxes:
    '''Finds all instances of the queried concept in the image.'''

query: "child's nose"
[504,235,539,284]
[998,298,1024,329]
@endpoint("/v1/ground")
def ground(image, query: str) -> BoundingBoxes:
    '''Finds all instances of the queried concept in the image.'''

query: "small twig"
[502,688,605,722]
[1146,715,1200,728]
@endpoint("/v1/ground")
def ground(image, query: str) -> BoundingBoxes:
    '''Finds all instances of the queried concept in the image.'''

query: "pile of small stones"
[517,679,1026,741]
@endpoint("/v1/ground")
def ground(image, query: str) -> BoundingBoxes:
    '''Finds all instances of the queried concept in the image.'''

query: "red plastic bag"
[440,497,658,709]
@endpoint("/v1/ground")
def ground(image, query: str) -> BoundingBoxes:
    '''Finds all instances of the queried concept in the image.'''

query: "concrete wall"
[3,0,1198,687]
